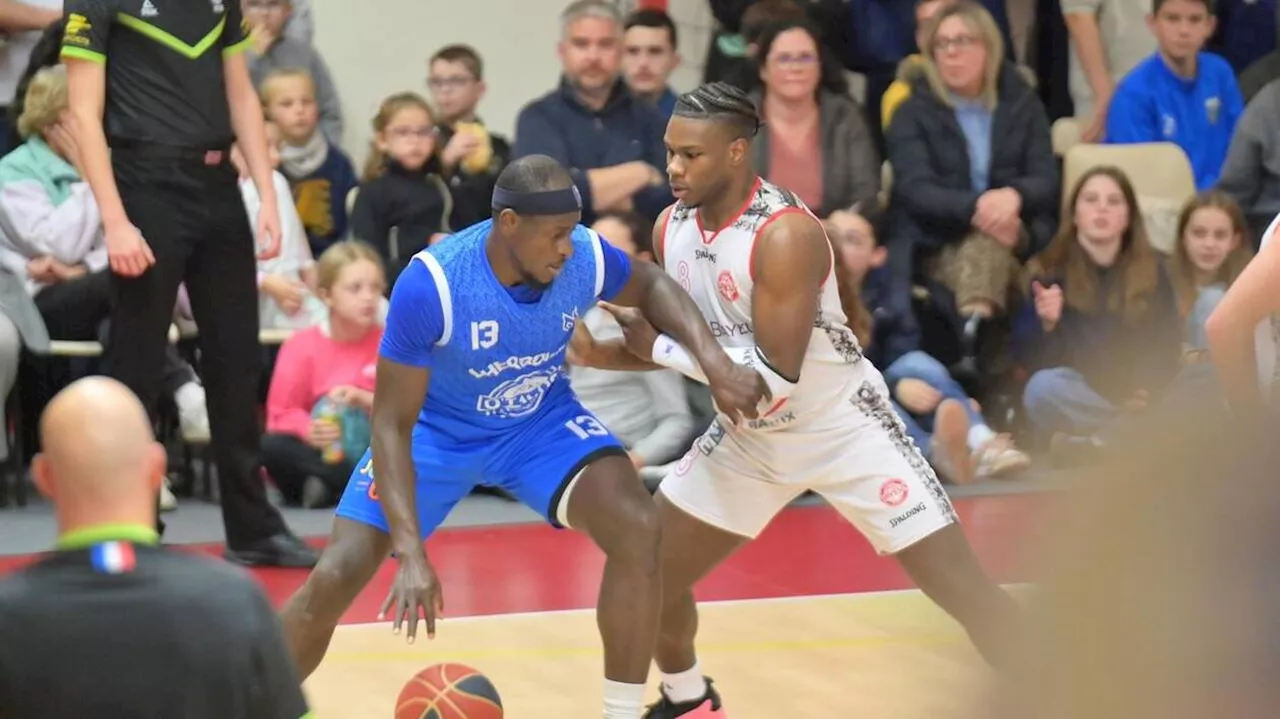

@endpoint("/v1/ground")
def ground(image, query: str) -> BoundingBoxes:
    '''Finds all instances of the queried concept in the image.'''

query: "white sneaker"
[174,382,211,444]
[160,478,178,512]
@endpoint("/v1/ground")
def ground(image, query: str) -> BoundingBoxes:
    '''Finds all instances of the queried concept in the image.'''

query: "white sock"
[603,679,645,719]
[173,381,205,412]
[661,660,706,704]
[967,423,996,452]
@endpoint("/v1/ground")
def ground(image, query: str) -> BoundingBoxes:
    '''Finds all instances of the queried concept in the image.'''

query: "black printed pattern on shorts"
[694,419,727,456]
[850,381,958,522]
[815,317,864,364]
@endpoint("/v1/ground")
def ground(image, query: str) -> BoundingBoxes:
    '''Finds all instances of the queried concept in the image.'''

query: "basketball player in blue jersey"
[572,83,1021,718]
[278,155,766,719]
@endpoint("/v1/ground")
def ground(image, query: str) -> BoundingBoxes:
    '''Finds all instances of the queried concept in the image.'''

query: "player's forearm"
[1205,313,1266,421]
[635,263,733,376]
[587,338,664,372]
[68,107,129,230]
[370,420,423,554]
[227,75,278,210]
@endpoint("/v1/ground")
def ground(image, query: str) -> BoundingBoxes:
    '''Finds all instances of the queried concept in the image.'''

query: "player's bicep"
[379,257,447,367]
[592,231,633,302]
[221,1,252,55]
[749,215,830,381]
[61,0,115,63]
[372,357,432,430]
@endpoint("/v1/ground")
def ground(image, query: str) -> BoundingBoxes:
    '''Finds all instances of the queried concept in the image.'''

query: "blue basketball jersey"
[379,219,633,445]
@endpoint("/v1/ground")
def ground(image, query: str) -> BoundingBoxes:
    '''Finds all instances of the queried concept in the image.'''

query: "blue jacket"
[1209,0,1278,73]
[512,78,672,225]
[1106,52,1243,191]
[283,143,359,257]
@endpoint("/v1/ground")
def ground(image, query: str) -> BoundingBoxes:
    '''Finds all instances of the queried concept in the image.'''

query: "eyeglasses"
[386,127,437,141]
[769,52,818,68]
[933,35,980,54]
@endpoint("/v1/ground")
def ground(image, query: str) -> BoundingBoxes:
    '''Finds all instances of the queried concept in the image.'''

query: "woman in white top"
[1205,211,1280,415]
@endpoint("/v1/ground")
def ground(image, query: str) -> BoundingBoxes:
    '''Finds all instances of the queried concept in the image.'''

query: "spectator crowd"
[0,0,1272,507]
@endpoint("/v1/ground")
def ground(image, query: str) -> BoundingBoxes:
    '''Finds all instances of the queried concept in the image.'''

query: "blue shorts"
[335,399,626,538]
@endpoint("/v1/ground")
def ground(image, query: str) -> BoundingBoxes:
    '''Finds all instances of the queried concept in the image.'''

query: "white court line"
[338,583,1032,630]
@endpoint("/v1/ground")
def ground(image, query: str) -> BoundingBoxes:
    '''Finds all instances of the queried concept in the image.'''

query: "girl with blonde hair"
[263,240,387,508]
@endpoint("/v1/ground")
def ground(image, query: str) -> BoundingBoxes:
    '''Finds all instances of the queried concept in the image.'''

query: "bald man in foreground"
[0,377,313,719]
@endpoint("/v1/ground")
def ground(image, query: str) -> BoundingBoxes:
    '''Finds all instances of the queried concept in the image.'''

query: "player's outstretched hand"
[597,301,659,360]
[379,551,444,643]
[706,362,770,425]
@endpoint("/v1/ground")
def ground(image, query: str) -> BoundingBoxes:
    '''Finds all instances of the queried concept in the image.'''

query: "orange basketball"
[395,663,504,719]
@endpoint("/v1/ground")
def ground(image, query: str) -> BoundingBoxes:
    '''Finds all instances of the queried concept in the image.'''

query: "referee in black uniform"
[0,377,311,718]
[60,0,315,567]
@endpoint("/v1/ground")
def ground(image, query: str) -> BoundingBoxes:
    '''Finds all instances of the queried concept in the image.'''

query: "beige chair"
[1061,142,1196,255]
[1052,117,1083,157]
[47,324,182,358]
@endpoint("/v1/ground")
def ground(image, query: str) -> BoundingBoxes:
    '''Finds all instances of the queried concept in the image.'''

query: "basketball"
[395,663,503,719]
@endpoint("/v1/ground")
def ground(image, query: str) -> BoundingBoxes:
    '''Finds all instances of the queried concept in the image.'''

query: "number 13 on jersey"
[565,414,608,439]
[471,320,499,350]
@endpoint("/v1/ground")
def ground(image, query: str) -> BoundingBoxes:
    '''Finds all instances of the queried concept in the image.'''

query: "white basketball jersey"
[1255,213,1280,403]
[661,178,867,422]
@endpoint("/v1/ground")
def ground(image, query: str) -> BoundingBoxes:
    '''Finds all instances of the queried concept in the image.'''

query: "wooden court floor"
[307,590,1000,718]
[270,498,1038,718]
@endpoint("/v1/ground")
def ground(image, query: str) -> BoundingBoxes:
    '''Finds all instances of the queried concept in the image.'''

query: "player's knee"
[602,502,662,575]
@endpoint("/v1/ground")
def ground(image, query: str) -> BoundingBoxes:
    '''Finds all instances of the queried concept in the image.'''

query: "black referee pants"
[103,147,287,548]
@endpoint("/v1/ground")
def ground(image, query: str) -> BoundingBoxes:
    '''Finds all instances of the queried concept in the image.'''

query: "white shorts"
[659,372,958,555]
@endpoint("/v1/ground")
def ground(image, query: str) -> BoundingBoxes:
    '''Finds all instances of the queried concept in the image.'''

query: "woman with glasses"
[745,18,880,224]
[884,0,1057,382]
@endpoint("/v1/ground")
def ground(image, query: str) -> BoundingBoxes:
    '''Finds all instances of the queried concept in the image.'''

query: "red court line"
[0,495,1044,624]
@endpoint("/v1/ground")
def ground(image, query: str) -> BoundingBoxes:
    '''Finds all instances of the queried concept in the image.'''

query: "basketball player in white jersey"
[572,82,1020,718]
[1206,212,1280,417]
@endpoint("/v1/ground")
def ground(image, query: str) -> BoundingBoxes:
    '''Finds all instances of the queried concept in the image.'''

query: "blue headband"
[491,185,583,216]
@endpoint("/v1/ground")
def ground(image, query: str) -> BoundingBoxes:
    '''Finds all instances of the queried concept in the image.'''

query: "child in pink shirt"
[262,240,386,508]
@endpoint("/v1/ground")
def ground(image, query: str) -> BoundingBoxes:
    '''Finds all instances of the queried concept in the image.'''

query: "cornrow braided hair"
[673,82,762,140]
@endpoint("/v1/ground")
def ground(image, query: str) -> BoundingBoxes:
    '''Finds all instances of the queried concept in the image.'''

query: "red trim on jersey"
[761,397,789,417]
[696,177,762,245]
[656,207,672,266]
[637,0,667,9]
[746,207,819,282]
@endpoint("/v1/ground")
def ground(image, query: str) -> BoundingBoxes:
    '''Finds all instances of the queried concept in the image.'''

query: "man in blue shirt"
[1106,0,1244,190]
[277,155,765,719]
[513,0,672,226]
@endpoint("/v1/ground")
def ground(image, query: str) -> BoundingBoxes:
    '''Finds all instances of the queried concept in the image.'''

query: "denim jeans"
[883,350,984,453]
[1022,367,1117,436]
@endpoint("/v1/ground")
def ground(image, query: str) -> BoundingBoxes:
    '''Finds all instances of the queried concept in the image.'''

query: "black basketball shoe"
[642,677,725,718]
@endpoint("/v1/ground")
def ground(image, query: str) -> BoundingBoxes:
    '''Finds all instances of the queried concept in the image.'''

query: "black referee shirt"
[0,524,311,719]
[60,0,253,149]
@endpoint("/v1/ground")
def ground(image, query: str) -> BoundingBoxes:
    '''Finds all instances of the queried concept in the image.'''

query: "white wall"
[311,0,570,167]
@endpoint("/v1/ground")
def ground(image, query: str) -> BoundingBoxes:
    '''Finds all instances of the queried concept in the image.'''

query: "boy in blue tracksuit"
[1106,0,1244,190]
